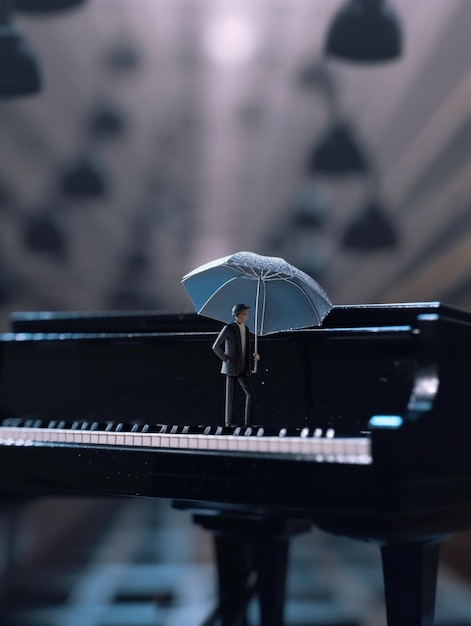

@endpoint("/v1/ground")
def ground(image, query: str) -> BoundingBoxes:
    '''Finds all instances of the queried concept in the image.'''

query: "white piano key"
[266,438,281,453]
[257,439,270,452]
[197,436,209,449]
[217,437,228,451]
[235,438,249,452]
[289,439,305,454]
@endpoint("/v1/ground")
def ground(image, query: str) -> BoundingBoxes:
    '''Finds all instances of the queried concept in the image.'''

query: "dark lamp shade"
[23,214,67,258]
[342,202,398,249]
[15,0,87,13]
[60,158,108,200]
[0,26,41,98]
[88,104,126,139]
[105,42,141,73]
[325,0,402,62]
[307,123,368,175]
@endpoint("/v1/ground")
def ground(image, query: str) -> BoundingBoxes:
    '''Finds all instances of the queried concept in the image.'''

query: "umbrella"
[181,251,332,370]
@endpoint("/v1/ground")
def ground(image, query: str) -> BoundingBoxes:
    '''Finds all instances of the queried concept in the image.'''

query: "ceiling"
[1,0,471,330]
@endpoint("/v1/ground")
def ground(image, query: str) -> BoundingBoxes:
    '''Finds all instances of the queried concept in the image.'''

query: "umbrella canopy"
[181,251,332,338]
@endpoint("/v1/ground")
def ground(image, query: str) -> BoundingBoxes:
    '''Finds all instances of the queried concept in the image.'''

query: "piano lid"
[9,302,471,334]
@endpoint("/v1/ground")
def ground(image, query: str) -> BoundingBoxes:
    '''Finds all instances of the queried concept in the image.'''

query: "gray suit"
[212,322,255,425]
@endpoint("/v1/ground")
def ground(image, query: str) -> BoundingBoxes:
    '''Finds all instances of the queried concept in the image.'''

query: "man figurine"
[212,304,260,427]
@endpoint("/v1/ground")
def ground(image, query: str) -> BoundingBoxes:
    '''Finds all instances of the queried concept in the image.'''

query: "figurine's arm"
[212,326,230,362]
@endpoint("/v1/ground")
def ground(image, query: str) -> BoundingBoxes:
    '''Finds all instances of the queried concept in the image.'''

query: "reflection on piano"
[1,302,471,626]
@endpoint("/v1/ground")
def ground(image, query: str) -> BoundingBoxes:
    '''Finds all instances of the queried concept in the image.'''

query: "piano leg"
[203,533,254,626]
[381,541,440,626]
[193,513,311,626]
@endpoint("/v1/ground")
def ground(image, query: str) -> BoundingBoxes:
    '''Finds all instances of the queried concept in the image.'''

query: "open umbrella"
[182,251,332,370]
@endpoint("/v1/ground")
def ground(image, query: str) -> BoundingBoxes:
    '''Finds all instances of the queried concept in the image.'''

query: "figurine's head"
[232,303,250,323]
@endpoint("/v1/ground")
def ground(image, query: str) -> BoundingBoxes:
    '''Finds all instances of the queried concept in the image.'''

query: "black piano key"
[186,425,207,435]
[113,422,135,432]
[1,418,20,427]
[278,427,295,437]
[220,426,238,435]
[24,418,41,428]
[145,424,166,433]
[127,423,150,433]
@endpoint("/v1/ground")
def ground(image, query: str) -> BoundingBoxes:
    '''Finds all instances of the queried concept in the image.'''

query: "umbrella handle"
[252,333,258,374]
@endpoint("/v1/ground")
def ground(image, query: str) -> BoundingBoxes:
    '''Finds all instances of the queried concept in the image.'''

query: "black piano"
[1,302,471,626]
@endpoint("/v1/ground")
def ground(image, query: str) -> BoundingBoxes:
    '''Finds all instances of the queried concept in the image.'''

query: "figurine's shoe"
[225,422,236,428]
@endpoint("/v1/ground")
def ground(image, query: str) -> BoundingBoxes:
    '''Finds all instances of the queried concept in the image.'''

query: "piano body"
[0,302,470,626]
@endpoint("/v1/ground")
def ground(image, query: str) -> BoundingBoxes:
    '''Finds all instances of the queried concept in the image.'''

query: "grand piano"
[0,301,470,626]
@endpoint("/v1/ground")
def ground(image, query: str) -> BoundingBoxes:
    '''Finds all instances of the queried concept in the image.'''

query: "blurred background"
[1,0,471,331]
[2,1,471,624]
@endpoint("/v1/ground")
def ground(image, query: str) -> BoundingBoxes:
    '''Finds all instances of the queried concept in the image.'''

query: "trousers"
[225,374,254,425]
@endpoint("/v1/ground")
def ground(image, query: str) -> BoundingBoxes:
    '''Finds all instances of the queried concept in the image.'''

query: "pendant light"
[59,156,108,200]
[325,0,402,63]
[342,199,398,249]
[22,212,67,259]
[0,0,41,97]
[307,122,368,176]
[15,0,87,13]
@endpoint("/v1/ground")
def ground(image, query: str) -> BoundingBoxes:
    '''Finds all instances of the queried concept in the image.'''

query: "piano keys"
[0,422,371,464]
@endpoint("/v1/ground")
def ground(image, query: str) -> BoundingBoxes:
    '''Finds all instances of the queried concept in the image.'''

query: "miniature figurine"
[212,304,260,427]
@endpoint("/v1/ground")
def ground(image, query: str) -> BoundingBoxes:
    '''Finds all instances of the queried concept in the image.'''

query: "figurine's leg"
[225,376,236,426]
[381,541,440,626]
[237,376,254,425]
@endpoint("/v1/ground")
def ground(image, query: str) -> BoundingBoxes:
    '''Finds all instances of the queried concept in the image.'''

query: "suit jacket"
[212,321,252,376]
